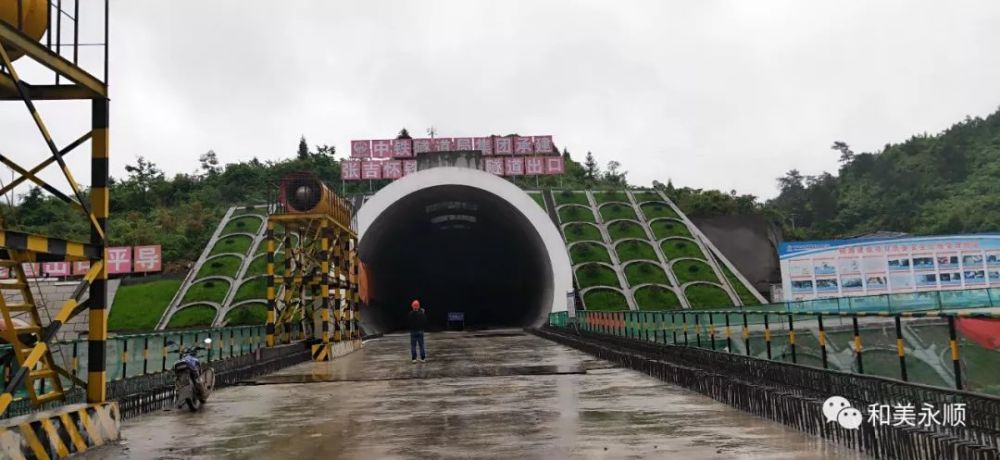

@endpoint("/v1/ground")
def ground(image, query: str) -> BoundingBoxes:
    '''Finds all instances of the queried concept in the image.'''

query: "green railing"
[549,309,1000,396]
[776,287,1000,313]
[1,323,308,399]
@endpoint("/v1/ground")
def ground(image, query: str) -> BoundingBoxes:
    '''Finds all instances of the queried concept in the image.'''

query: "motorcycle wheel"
[185,397,199,412]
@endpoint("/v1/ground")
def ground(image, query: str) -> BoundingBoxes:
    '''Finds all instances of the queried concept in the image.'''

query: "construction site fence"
[549,308,1000,396]
[0,322,315,414]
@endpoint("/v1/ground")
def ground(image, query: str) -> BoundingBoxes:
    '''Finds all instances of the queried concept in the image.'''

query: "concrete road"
[88,331,864,459]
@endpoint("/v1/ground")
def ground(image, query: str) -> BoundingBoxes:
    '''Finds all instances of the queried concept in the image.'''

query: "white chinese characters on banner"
[382,160,403,179]
[514,136,533,155]
[361,161,382,179]
[0,247,162,279]
[134,245,162,272]
[413,139,433,154]
[403,160,418,176]
[433,138,453,152]
[475,137,493,155]
[43,262,70,277]
[72,261,91,275]
[494,137,513,155]
[351,140,371,158]
[505,157,525,176]
[533,135,554,154]
[108,247,132,274]
[341,160,361,180]
[545,156,565,174]
[525,157,545,175]
[485,157,505,176]
[454,137,474,150]
[392,139,413,157]
[371,140,393,159]
[342,135,562,181]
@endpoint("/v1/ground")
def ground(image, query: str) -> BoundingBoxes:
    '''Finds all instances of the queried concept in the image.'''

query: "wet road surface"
[89,331,864,459]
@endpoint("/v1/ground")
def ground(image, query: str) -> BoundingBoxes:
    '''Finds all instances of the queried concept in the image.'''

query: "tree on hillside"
[831,141,854,163]
[584,152,599,182]
[314,144,335,157]
[199,150,220,176]
[124,156,164,192]
[777,169,804,192]
[297,136,309,160]
[604,160,627,185]
[397,128,412,139]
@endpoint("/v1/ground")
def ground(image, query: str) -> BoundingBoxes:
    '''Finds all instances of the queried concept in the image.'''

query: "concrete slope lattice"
[156,205,277,329]
[553,189,764,312]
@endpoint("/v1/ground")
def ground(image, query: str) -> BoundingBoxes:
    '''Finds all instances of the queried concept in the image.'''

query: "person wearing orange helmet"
[408,299,427,363]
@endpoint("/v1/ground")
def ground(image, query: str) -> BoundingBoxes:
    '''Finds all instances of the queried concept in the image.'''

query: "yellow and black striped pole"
[852,316,864,374]
[351,238,359,339]
[87,98,109,404]
[742,310,750,356]
[670,313,677,344]
[265,222,276,347]
[724,313,732,352]
[894,315,908,381]
[707,313,715,350]
[763,313,772,360]
[682,312,688,346]
[817,313,828,369]
[947,315,962,390]
[787,314,797,364]
[316,222,331,360]
[694,313,701,348]
[282,233,293,344]
[332,236,343,342]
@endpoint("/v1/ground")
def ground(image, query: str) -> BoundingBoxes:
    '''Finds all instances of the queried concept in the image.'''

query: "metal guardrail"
[1,323,312,412]
[534,326,1000,459]
[744,286,999,314]
[551,307,1000,395]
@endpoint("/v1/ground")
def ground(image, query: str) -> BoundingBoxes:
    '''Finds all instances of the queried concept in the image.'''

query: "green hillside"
[766,108,1000,239]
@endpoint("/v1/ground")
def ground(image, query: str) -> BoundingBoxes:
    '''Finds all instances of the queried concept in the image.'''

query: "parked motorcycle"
[168,338,216,412]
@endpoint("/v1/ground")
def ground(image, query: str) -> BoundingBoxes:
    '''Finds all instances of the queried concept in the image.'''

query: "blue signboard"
[448,312,464,322]
[777,233,1000,301]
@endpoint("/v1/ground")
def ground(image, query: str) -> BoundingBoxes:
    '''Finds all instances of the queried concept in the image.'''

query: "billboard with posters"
[343,135,562,181]
[778,234,1000,301]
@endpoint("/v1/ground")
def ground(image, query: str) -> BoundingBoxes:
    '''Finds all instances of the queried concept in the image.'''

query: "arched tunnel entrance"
[357,167,571,333]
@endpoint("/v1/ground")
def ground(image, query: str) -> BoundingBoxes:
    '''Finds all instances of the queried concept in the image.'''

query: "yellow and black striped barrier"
[0,402,120,459]
[0,230,101,261]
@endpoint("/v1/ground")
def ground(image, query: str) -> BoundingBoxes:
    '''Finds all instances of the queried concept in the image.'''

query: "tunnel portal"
[357,168,571,333]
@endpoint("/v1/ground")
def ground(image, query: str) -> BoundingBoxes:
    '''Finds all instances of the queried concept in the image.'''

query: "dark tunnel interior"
[359,185,553,332]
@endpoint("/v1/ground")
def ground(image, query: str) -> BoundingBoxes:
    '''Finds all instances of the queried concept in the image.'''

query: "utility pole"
[426,127,436,139]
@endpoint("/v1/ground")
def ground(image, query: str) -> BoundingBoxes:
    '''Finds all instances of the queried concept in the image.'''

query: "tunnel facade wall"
[357,167,572,330]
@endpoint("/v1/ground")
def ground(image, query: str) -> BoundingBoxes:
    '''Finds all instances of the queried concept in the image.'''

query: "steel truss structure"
[267,179,359,361]
[0,1,110,415]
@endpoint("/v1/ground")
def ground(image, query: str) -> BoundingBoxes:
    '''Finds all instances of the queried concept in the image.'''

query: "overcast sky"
[3,0,999,200]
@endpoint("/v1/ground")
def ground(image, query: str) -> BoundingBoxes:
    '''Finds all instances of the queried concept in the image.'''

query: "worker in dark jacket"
[408,299,427,362]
